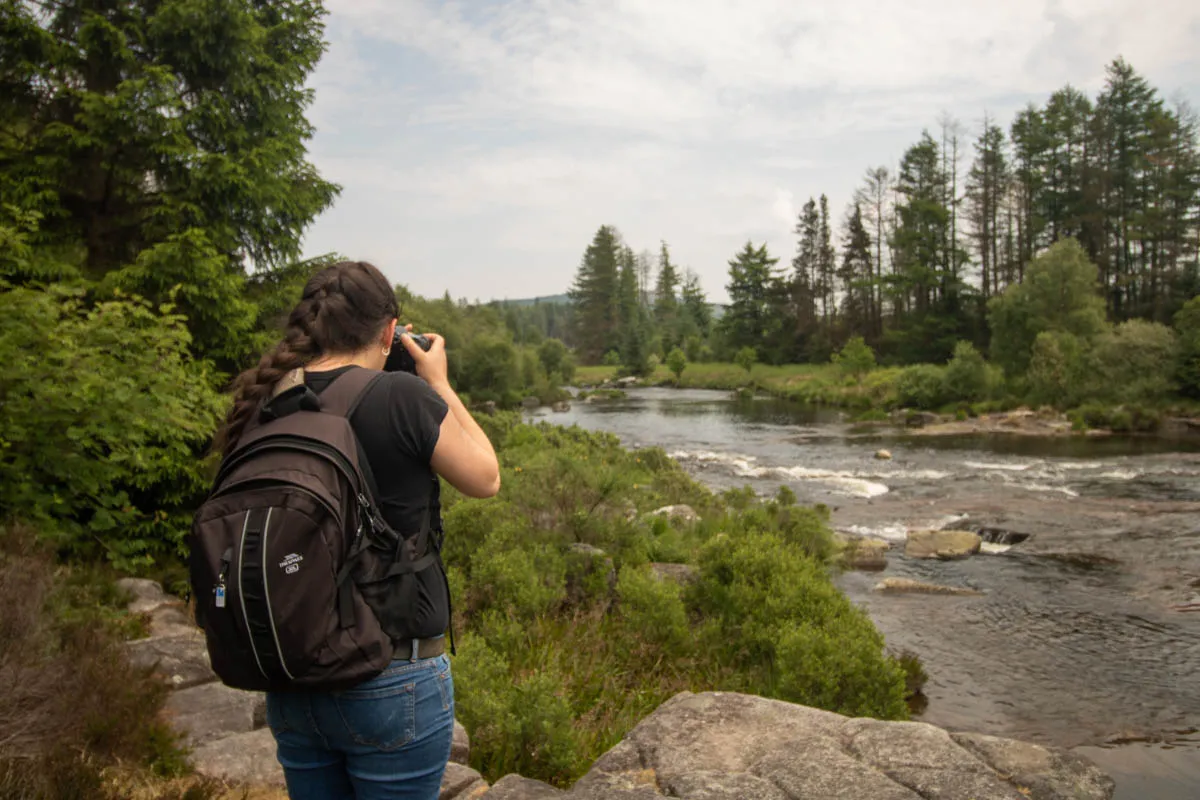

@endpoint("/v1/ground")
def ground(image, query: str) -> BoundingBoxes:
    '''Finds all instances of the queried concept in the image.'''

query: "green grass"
[576,362,906,410]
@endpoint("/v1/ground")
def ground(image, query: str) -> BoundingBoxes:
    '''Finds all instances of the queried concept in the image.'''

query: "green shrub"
[943,341,990,402]
[895,364,948,410]
[601,349,621,367]
[1176,295,1200,398]
[1026,331,1088,409]
[666,346,687,381]
[615,566,689,652]
[538,338,569,377]
[734,346,757,375]
[1090,319,1178,405]
[0,284,224,569]
[831,336,876,384]
[459,336,520,399]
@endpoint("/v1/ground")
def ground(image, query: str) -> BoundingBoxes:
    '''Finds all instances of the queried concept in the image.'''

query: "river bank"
[536,387,1200,799]
[574,364,1200,438]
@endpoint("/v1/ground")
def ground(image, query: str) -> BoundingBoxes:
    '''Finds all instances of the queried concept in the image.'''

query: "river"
[532,388,1200,800]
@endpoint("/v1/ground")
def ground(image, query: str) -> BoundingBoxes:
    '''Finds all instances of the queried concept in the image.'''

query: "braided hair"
[214,260,400,455]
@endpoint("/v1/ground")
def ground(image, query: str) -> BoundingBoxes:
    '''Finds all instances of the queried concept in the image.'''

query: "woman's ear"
[383,318,398,347]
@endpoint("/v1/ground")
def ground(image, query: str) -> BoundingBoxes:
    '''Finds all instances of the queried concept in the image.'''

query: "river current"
[532,388,1200,800]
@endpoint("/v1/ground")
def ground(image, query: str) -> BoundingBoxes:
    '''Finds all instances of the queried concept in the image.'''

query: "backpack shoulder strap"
[317,367,385,418]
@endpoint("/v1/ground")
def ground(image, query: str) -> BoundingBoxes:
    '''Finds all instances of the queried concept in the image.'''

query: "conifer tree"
[569,225,622,363]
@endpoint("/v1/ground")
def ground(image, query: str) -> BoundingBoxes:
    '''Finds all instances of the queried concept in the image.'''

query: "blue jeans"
[266,654,454,800]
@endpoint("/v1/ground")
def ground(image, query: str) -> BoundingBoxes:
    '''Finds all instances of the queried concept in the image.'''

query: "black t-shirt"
[305,366,450,640]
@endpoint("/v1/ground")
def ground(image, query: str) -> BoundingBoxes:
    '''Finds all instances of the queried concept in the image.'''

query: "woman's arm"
[399,332,501,498]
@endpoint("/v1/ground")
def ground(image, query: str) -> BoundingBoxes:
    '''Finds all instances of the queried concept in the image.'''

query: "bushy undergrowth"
[0,527,192,798]
[0,283,224,570]
[445,414,909,786]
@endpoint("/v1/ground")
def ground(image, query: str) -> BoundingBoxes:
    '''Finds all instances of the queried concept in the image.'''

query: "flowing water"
[533,388,1200,799]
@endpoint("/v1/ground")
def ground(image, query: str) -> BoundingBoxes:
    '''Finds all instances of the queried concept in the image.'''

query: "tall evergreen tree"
[721,242,781,355]
[680,268,712,340]
[0,0,337,361]
[817,194,836,323]
[617,245,650,374]
[966,118,1009,298]
[653,241,681,352]
[838,203,874,338]
[568,225,622,363]
[855,167,891,335]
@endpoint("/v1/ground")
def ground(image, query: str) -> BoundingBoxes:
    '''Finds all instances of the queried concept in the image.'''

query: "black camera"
[384,330,432,374]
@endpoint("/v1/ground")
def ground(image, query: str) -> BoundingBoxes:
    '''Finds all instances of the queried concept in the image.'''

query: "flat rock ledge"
[479,691,1114,800]
[119,581,1113,800]
[116,579,480,798]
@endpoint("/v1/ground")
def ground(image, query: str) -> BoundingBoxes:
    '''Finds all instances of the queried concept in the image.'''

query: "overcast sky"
[300,0,1200,305]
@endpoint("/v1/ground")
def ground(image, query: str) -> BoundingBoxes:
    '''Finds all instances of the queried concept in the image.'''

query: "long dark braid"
[214,261,399,455]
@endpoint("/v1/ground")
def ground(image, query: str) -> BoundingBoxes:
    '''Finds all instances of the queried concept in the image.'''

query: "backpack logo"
[280,553,304,575]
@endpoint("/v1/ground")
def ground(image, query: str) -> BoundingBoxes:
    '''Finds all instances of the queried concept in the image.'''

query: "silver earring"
[382,346,391,357]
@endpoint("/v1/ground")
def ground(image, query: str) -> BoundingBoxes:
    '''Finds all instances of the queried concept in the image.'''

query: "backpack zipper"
[258,508,295,680]
[237,511,269,680]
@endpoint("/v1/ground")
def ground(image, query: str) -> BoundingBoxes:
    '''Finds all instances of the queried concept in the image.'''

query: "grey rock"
[875,449,893,460]
[452,719,471,764]
[441,762,488,799]
[559,692,1113,800]
[751,737,921,799]
[551,401,571,413]
[476,400,498,415]
[188,727,284,787]
[616,376,640,387]
[843,537,890,571]
[905,529,982,560]
[162,681,265,747]
[125,631,216,689]
[844,718,1027,800]
[952,732,1115,800]
[648,563,698,585]
[645,505,700,525]
[118,577,173,615]
[484,774,565,799]
[873,578,983,596]
[522,396,541,409]
[147,603,196,638]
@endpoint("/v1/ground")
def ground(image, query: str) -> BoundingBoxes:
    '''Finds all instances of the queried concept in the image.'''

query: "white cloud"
[302,0,1200,303]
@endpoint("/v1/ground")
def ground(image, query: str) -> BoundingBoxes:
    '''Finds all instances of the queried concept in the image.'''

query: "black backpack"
[189,367,442,692]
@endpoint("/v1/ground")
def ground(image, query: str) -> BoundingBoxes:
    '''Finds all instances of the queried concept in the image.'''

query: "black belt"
[400,637,445,661]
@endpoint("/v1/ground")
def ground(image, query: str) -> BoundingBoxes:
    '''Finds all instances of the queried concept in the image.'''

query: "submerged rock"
[842,537,890,571]
[875,449,893,460]
[874,578,983,596]
[551,400,571,412]
[906,529,982,560]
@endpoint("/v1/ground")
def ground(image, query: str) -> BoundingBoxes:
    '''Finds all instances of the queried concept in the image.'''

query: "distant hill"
[495,292,725,319]
[493,293,571,307]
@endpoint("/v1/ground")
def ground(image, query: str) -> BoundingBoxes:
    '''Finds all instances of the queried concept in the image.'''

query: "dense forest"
[555,59,1200,413]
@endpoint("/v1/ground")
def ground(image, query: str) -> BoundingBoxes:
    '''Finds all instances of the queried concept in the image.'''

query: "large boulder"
[441,762,488,799]
[117,577,174,615]
[562,691,1112,800]
[484,775,565,798]
[452,719,471,764]
[189,727,284,787]
[906,529,982,560]
[842,537,890,571]
[124,631,216,689]
[162,681,266,747]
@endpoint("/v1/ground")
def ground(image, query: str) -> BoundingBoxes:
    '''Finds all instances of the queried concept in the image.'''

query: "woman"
[215,261,500,800]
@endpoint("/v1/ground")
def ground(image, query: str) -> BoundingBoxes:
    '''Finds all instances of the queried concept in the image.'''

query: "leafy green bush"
[0,284,224,569]
[734,346,757,374]
[832,336,876,384]
[894,364,949,410]
[1026,331,1088,409]
[1175,295,1200,398]
[615,566,689,653]
[987,238,1107,375]
[1089,319,1178,405]
[666,346,687,381]
[943,341,991,402]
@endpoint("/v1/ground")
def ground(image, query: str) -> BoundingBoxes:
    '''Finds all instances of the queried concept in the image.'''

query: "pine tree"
[838,203,873,338]
[680,269,712,341]
[855,167,891,336]
[0,0,337,362]
[569,225,622,363]
[818,194,836,323]
[617,245,650,375]
[966,119,1009,299]
[653,241,680,352]
[721,241,781,354]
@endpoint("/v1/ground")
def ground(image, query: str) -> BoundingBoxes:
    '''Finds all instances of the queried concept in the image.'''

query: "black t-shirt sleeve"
[382,372,449,463]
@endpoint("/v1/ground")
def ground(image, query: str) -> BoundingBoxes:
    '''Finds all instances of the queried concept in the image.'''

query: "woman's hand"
[399,331,449,388]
